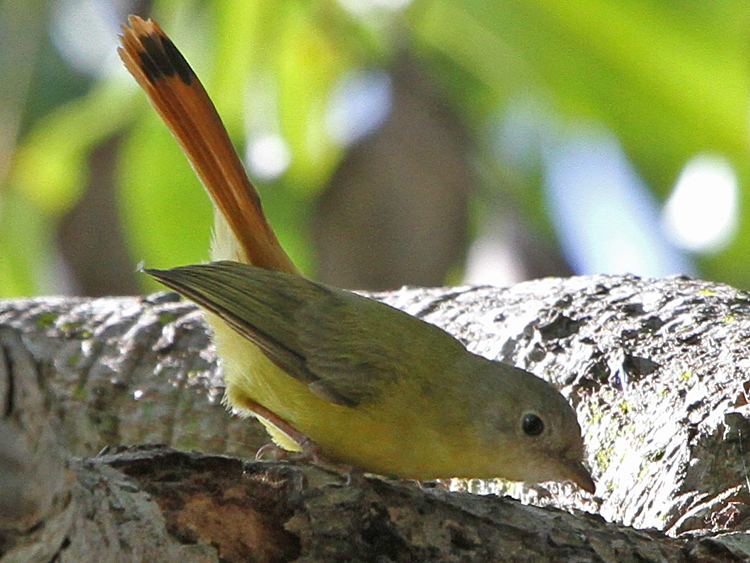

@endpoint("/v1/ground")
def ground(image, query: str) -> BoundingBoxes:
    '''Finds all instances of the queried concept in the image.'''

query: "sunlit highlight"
[662,155,738,253]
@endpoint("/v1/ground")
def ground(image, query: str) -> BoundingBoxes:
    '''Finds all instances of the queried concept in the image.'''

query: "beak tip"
[567,461,596,494]
[576,475,596,494]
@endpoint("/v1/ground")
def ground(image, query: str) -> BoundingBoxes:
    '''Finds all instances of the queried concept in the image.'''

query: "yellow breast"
[209,314,479,479]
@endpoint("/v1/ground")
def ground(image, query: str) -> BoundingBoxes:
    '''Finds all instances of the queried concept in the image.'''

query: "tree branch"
[2,274,750,560]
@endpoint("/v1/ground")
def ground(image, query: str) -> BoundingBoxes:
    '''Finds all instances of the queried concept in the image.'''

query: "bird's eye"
[522,413,544,436]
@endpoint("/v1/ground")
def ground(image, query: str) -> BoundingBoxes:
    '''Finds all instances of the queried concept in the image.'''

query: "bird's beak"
[565,460,595,493]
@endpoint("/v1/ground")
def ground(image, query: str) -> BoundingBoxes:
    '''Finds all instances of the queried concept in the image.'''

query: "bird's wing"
[146,261,462,407]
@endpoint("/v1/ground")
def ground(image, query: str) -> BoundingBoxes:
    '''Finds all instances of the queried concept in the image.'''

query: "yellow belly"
[209,314,471,479]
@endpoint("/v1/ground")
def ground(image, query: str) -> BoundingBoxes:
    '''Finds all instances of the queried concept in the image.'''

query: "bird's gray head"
[471,358,594,492]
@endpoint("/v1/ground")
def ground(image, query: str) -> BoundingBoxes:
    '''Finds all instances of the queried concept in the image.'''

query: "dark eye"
[522,413,544,436]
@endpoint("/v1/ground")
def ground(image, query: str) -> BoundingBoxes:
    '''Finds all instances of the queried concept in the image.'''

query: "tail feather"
[118,15,297,274]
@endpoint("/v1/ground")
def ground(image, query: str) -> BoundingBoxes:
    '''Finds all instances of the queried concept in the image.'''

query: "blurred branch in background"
[0,0,748,297]
[57,133,140,296]
[313,54,471,290]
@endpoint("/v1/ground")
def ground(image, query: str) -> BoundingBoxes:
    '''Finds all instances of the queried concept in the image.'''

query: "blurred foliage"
[0,0,748,296]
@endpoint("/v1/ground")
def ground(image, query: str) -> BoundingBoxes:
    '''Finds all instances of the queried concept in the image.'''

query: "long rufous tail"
[118,15,297,274]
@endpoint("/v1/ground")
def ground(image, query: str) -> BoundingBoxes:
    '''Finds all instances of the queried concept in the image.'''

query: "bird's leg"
[237,396,360,481]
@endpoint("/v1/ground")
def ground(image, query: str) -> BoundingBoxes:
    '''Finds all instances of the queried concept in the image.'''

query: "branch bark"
[2,274,750,561]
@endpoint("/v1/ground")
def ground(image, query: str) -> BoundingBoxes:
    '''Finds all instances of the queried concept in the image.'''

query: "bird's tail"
[118,15,297,274]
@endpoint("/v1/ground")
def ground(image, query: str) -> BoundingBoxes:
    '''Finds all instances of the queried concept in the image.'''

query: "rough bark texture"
[2,273,750,561]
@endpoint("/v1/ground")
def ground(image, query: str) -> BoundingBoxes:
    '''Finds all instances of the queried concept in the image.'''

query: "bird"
[118,15,594,492]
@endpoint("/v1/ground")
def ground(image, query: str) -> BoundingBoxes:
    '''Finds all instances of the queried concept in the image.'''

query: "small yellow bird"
[119,16,594,492]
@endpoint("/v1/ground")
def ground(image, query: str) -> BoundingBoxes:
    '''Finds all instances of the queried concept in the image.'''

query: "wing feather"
[146,261,463,407]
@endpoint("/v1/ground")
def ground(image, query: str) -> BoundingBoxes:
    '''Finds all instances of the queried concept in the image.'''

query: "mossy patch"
[158,312,178,325]
[36,312,58,329]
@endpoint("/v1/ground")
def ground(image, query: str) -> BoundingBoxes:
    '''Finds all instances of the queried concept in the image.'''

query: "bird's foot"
[255,439,362,485]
